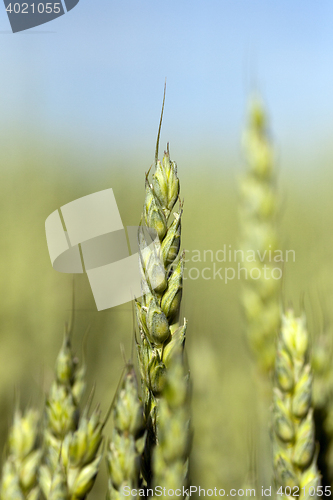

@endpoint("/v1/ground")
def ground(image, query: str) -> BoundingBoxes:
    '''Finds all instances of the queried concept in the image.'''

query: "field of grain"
[1,117,333,497]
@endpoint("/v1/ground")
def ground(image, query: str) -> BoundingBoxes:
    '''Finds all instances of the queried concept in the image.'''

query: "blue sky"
[0,1,332,171]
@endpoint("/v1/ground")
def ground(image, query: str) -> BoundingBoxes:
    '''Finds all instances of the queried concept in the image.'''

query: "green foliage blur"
[1,131,333,498]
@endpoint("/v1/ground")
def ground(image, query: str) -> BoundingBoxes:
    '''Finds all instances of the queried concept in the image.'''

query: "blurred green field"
[1,134,333,498]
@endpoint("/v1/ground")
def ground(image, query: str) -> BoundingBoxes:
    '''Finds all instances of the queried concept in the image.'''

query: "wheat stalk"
[239,97,281,375]
[272,309,320,498]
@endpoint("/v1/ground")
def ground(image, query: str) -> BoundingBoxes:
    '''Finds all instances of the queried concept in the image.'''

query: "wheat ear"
[240,97,281,374]
[135,97,188,487]
[272,310,320,497]
[106,366,145,499]
[39,327,86,498]
[0,408,42,500]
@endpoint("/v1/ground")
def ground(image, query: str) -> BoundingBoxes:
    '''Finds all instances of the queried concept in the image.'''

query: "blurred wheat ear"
[39,318,106,500]
[39,326,86,499]
[239,97,281,376]
[237,97,282,490]
[272,309,320,496]
[0,407,42,500]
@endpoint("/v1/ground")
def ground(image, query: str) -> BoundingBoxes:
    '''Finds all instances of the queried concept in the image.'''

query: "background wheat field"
[1,138,333,498]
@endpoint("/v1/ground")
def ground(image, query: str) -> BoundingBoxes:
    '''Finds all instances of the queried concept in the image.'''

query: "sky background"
[0,0,332,175]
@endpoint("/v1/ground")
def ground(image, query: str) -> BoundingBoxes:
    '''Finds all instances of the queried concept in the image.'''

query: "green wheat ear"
[39,325,86,499]
[0,407,42,500]
[272,309,320,498]
[135,90,190,488]
[239,97,281,375]
[106,365,145,499]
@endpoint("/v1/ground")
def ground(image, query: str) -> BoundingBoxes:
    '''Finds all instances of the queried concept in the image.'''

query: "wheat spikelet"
[239,97,281,374]
[47,462,67,500]
[59,406,104,499]
[272,310,320,498]
[106,366,145,499]
[0,408,42,500]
